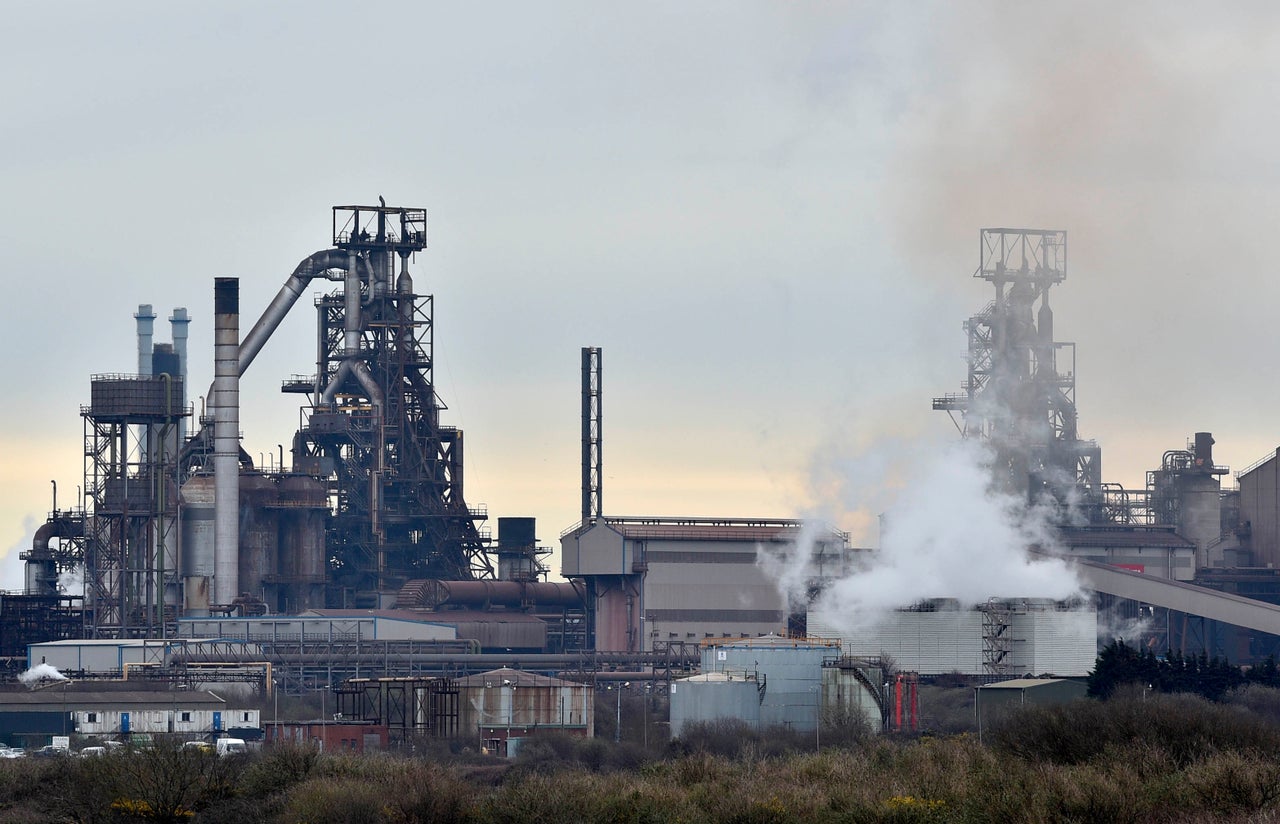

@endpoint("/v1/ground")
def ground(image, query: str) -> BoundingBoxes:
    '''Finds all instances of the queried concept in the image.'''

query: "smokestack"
[213,278,240,608]
[135,304,156,377]
[170,308,190,442]
[1194,431,1215,469]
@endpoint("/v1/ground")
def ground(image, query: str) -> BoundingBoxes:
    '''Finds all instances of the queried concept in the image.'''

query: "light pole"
[643,683,651,749]
[813,685,821,752]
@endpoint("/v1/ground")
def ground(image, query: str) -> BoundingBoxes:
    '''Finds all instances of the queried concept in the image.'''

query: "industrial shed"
[975,677,1088,734]
[455,667,593,757]
[561,517,851,651]
[1058,525,1196,582]
[29,638,262,676]
[180,612,457,643]
[0,682,254,748]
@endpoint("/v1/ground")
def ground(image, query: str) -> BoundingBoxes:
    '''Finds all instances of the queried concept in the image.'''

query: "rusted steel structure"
[284,204,492,605]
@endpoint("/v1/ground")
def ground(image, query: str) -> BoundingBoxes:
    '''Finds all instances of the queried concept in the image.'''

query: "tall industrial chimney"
[581,347,602,523]
[135,304,156,376]
[213,278,240,608]
[170,308,190,443]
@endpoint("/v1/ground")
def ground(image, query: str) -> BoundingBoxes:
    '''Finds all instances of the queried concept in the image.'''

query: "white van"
[215,738,246,757]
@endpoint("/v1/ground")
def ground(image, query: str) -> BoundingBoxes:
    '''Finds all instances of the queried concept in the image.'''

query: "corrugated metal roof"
[0,684,227,711]
[564,516,849,544]
[676,671,759,683]
[453,667,582,688]
[979,678,1077,690]
[1058,526,1195,549]
[704,633,840,649]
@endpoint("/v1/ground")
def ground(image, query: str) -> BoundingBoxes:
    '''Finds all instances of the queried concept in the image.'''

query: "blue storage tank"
[701,635,839,732]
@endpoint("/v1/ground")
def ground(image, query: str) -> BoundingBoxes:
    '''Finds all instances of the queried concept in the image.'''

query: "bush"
[277,776,387,824]
[986,690,1280,767]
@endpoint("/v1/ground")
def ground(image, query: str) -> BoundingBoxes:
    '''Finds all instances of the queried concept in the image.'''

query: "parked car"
[215,738,246,757]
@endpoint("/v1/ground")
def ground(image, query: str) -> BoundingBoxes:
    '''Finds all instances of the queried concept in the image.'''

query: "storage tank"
[669,671,762,738]
[821,660,885,733]
[181,474,216,617]
[701,635,836,732]
[238,472,279,605]
[276,474,328,612]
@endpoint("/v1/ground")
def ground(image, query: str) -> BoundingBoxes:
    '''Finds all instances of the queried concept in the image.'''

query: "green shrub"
[277,776,387,824]
[986,691,1280,767]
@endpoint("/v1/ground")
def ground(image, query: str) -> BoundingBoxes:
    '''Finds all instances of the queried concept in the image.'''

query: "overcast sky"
[3,2,1280,588]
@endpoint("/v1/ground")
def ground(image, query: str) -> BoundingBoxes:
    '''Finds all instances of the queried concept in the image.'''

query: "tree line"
[1087,639,1280,701]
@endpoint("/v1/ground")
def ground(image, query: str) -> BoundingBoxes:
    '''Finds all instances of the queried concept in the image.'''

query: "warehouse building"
[562,517,851,651]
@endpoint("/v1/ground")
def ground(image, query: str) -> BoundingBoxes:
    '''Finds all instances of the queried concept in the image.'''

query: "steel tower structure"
[933,228,1103,517]
[286,204,492,605]
[81,374,188,636]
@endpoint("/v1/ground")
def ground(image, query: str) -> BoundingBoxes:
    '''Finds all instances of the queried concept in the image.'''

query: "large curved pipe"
[237,249,374,375]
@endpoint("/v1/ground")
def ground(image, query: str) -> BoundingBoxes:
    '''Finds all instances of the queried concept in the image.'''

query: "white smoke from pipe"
[1097,604,1156,649]
[764,437,1084,638]
[18,663,68,686]
[57,565,83,597]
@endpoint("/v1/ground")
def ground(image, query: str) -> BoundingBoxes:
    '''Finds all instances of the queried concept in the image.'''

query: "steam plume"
[19,663,68,686]
[763,438,1083,638]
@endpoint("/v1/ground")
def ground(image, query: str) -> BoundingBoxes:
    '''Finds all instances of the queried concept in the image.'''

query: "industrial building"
[0,681,258,749]
[974,677,1088,738]
[561,517,851,652]
[457,667,594,756]
[808,598,1097,679]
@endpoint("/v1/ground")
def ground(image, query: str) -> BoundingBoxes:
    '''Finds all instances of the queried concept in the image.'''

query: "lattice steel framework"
[290,205,492,606]
[933,229,1103,517]
[81,375,188,637]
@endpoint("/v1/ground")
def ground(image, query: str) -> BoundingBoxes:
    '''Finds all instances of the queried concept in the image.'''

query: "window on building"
[180,712,191,722]
[86,712,97,723]
[242,712,250,722]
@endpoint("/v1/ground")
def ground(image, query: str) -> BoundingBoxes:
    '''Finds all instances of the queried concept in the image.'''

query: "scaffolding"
[82,374,189,637]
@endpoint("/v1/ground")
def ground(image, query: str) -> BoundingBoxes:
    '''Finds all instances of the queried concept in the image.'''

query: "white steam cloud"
[18,663,68,686]
[58,565,83,596]
[763,438,1083,638]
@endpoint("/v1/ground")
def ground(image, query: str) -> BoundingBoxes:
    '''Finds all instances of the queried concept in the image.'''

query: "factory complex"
[8,210,1280,751]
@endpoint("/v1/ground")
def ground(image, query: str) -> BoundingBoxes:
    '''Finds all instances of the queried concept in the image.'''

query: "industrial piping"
[195,250,378,615]
[237,249,371,375]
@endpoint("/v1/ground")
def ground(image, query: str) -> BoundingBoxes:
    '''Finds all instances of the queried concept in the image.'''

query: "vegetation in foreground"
[7,685,1280,822]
